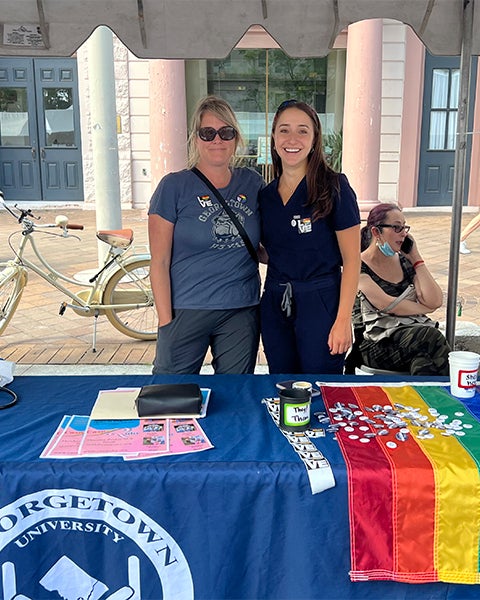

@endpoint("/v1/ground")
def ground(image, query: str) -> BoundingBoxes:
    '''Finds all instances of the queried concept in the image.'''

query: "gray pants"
[152,307,259,374]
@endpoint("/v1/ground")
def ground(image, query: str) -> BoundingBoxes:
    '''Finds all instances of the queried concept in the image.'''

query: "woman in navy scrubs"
[259,100,361,374]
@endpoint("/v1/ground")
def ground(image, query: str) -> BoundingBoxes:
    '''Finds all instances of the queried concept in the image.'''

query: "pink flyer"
[79,418,169,456]
[42,415,89,459]
[169,418,213,455]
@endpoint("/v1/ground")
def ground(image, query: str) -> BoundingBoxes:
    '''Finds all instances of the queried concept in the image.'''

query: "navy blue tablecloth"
[0,373,476,599]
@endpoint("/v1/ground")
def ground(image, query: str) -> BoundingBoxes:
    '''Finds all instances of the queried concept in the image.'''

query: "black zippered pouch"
[135,383,202,417]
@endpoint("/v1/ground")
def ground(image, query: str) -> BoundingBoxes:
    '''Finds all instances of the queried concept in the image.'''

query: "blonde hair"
[187,95,245,168]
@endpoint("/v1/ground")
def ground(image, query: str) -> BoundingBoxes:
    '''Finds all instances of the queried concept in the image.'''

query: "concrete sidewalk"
[1,205,480,375]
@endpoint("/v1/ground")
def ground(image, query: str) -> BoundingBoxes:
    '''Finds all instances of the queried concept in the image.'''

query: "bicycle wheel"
[0,265,27,335]
[102,258,157,340]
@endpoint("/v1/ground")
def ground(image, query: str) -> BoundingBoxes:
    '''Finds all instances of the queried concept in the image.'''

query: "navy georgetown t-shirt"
[149,167,264,309]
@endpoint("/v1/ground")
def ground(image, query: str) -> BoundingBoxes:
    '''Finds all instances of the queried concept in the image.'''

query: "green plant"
[323,128,343,172]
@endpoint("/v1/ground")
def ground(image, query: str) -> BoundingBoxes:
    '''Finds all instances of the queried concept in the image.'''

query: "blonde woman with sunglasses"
[148,96,264,374]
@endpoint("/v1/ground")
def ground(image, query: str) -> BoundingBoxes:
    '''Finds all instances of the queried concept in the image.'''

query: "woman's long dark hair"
[270,99,339,220]
[360,203,401,251]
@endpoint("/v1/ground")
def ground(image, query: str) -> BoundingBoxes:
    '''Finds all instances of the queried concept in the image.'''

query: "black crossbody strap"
[191,167,258,264]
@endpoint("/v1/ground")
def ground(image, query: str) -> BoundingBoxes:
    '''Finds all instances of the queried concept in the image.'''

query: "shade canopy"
[0,0,478,59]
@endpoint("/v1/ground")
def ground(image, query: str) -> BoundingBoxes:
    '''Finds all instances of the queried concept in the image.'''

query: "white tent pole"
[445,0,475,349]
[87,26,122,264]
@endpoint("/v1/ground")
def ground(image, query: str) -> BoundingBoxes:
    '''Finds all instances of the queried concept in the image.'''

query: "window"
[0,87,29,146]
[204,49,344,177]
[429,68,459,150]
[42,87,75,147]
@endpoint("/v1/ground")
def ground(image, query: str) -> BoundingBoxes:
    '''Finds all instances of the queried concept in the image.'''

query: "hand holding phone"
[400,236,413,254]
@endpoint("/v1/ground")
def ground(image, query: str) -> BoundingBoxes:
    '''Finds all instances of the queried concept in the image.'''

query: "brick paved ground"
[1,204,480,368]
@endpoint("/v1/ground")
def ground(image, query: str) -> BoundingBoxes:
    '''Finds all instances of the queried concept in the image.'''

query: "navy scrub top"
[259,173,360,285]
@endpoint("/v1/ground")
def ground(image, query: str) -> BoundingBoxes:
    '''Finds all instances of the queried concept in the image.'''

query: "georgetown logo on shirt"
[212,212,244,245]
[196,191,253,249]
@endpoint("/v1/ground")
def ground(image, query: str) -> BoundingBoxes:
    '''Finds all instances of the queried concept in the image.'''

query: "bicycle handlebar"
[54,215,84,231]
[0,191,39,224]
[0,192,85,232]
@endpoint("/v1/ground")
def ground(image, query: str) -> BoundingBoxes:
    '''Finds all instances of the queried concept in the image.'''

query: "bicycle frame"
[0,193,156,347]
[6,227,149,315]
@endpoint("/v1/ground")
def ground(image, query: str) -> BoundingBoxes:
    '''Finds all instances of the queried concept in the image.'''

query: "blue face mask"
[377,240,396,257]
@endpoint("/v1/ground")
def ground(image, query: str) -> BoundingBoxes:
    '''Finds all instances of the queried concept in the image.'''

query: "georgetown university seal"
[0,488,193,599]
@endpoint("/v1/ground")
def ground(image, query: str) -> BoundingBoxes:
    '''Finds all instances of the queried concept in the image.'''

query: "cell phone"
[400,236,413,253]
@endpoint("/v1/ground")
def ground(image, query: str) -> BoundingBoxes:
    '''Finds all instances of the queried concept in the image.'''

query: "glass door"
[418,53,477,206]
[0,57,83,202]
[0,58,42,200]
[34,59,83,201]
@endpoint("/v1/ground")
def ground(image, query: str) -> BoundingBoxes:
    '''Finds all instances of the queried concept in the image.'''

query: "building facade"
[1,19,479,211]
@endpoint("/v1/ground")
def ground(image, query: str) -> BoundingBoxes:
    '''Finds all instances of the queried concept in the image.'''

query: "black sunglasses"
[378,224,411,234]
[198,126,237,142]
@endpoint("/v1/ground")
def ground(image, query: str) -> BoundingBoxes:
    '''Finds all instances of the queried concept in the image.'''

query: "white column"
[149,60,188,192]
[342,19,383,215]
[87,26,122,262]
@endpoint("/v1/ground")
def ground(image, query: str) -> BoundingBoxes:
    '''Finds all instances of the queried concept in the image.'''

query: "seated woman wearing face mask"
[345,203,451,376]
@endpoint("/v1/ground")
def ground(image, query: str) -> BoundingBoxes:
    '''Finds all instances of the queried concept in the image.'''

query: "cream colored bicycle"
[0,191,157,348]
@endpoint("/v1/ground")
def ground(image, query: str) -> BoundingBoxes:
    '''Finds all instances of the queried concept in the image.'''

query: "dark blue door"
[0,58,41,200]
[0,57,83,202]
[418,54,477,206]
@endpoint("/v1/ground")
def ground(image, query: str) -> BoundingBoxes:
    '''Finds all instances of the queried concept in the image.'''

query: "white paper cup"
[448,351,480,398]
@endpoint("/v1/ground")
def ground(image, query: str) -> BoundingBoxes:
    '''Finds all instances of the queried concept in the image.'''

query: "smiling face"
[195,111,237,170]
[272,107,315,170]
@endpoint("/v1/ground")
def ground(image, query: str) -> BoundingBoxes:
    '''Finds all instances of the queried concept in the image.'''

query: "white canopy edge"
[0,0,477,59]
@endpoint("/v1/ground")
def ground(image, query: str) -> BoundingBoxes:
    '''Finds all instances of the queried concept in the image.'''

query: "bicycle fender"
[107,253,151,276]
[0,265,28,287]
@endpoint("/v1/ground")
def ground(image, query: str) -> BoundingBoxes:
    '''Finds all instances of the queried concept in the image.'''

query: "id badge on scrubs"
[291,215,312,234]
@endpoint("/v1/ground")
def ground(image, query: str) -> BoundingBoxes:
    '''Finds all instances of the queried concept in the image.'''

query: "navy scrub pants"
[260,275,345,374]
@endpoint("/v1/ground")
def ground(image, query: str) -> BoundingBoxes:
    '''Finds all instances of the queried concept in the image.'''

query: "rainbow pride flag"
[320,384,480,584]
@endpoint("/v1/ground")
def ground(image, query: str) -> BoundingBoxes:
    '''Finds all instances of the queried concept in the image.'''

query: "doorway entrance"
[417,53,477,206]
[0,57,83,202]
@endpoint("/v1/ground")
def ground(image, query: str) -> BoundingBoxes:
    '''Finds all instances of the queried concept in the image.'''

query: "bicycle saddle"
[97,229,134,249]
